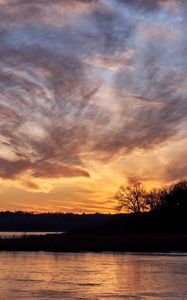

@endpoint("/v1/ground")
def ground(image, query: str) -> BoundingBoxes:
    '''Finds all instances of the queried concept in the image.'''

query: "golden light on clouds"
[0,0,187,212]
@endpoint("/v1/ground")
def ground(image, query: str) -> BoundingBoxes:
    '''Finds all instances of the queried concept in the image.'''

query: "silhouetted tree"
[164,180,187,209]
[145,188,161,211]
[146,187,170,212]
[115,183,147,213]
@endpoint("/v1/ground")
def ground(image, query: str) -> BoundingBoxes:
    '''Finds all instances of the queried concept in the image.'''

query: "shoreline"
[1,233,187,253]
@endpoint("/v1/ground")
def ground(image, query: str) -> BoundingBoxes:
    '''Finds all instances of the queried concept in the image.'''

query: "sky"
[0,0,187,213]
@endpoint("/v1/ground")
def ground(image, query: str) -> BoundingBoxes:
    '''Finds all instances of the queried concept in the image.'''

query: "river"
[0,252,187,299]
[0,232,63,239]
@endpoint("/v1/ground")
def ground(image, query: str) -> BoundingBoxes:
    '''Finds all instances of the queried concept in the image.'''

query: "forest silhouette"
[1,180,187,252]
[115,180,187,214]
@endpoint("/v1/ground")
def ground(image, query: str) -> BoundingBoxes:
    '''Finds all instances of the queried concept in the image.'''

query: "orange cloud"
[0,0,187,212]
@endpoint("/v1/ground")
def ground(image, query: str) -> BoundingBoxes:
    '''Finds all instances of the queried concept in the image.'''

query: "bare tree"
[145,188,163,212]
[115,183,147,213]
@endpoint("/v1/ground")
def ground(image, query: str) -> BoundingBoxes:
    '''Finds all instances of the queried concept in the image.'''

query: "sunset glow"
[0,0,187,213]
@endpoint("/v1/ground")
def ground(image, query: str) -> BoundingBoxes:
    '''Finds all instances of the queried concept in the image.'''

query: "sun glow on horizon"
[0,0,187,212]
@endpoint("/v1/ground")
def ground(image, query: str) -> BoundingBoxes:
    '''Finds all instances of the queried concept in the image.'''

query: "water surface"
[0,232,62,238]
[0,252,187,299]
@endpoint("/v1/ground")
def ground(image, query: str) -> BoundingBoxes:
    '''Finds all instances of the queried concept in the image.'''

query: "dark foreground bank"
[0,233,187,252]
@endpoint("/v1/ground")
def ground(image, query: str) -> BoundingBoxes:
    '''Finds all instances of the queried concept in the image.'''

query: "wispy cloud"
[0,0,187,211]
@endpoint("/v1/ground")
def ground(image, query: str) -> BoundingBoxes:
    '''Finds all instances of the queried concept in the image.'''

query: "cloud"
[0,158,30,179]
[0,0,187,189]
[0,157,90,181]
[32,162,90,179]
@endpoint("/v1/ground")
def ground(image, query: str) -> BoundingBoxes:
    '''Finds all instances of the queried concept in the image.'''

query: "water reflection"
[0,252,187,299]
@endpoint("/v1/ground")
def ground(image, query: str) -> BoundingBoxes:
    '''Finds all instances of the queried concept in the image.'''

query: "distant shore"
[0,233,187,252]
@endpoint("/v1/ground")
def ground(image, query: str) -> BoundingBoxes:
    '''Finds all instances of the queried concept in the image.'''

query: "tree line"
[115,180,187,214]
